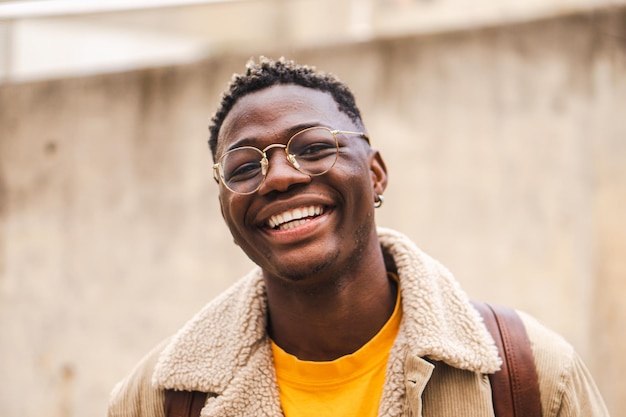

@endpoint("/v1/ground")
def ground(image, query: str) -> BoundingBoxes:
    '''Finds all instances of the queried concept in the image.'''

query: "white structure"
[1,0,623,82]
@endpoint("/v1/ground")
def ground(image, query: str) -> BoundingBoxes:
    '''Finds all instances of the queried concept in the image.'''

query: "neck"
[265,247,396,361]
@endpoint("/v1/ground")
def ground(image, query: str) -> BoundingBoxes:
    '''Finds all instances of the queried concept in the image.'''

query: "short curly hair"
[208,57,364,161]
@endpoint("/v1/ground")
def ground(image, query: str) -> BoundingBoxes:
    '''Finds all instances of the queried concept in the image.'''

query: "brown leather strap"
[472,301,542,417]
[164,389,208,417]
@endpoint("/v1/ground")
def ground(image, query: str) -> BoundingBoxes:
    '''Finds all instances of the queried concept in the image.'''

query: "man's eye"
[226,162,261,182]
[297,142,336,158]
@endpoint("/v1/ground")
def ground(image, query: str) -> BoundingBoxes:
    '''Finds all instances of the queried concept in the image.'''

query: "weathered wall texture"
[1,10,624,417]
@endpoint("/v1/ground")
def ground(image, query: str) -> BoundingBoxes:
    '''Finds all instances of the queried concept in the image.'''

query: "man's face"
[216,84,387,284]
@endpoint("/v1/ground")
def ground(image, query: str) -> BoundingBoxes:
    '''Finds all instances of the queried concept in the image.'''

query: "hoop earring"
[374,194,384,208]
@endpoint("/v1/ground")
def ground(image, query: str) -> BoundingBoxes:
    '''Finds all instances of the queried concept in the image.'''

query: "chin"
[272,248,340,283]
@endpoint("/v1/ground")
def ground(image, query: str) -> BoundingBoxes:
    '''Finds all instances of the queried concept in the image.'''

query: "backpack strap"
[472,301,543,417]
[164,389,208,417]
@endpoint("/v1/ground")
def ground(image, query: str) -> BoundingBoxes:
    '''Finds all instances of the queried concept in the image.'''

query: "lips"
[267,205,325,230]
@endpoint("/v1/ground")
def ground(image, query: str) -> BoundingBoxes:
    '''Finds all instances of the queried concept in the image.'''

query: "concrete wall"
[1,9,624,417]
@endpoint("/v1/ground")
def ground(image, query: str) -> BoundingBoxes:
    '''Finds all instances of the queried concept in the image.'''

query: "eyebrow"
[224,122,330,153]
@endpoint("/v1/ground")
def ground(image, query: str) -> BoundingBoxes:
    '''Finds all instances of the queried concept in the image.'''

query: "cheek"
[218,194,227,221]
[343,160,374,193]
[219,194,243,232]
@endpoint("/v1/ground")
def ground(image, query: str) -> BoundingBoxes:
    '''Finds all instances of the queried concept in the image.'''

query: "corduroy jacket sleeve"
[108,339,169,417]
[520,312,610,417]
[556,351,611,416]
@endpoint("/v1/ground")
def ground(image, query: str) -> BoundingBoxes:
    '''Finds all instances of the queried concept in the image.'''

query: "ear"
[368,149,388,197]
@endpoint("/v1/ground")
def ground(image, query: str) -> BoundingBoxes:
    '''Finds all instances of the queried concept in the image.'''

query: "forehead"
[217,84,353,155]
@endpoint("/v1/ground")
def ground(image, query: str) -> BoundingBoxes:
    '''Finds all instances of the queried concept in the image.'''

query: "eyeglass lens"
[219,127,338,194]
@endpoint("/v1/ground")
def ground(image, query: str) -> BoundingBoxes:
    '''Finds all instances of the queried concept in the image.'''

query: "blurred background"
[0,0,625,416]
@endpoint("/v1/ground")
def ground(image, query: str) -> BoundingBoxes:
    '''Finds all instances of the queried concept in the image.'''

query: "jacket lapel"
[377,227,501,417]
[198,341,284,416]
[378,227,501,374]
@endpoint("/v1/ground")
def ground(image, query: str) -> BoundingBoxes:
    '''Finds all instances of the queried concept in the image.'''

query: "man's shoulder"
[518,310,574,361]
[108,338,171,417]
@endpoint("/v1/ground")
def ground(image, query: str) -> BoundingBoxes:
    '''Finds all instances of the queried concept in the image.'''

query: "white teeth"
[267,205,325,229]
[281,219,308,230]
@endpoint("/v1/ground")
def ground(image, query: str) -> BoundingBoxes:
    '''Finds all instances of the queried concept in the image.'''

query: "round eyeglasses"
[213,126,369,195]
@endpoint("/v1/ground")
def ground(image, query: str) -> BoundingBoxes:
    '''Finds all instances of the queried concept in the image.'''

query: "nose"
[257,149,311,195]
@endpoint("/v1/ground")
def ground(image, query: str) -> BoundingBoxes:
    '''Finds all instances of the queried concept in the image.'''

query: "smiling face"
[216,84,387,285]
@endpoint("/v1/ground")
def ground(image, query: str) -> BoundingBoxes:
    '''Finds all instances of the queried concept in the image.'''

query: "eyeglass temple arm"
[331,130,370,144]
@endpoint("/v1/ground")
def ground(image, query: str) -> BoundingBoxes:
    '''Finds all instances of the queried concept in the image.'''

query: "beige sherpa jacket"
[108,227,609,417]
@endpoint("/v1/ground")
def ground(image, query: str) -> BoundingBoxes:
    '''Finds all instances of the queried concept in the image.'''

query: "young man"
[108,57,608,417]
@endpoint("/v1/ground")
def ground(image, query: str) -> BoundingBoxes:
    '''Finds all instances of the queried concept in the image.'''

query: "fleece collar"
[152,227,500,397]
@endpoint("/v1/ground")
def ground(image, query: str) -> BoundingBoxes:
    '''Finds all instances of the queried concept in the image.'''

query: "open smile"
[266,205,327,231]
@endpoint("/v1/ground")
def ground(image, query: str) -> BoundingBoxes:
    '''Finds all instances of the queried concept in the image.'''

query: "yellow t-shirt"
[271,276,402,417]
